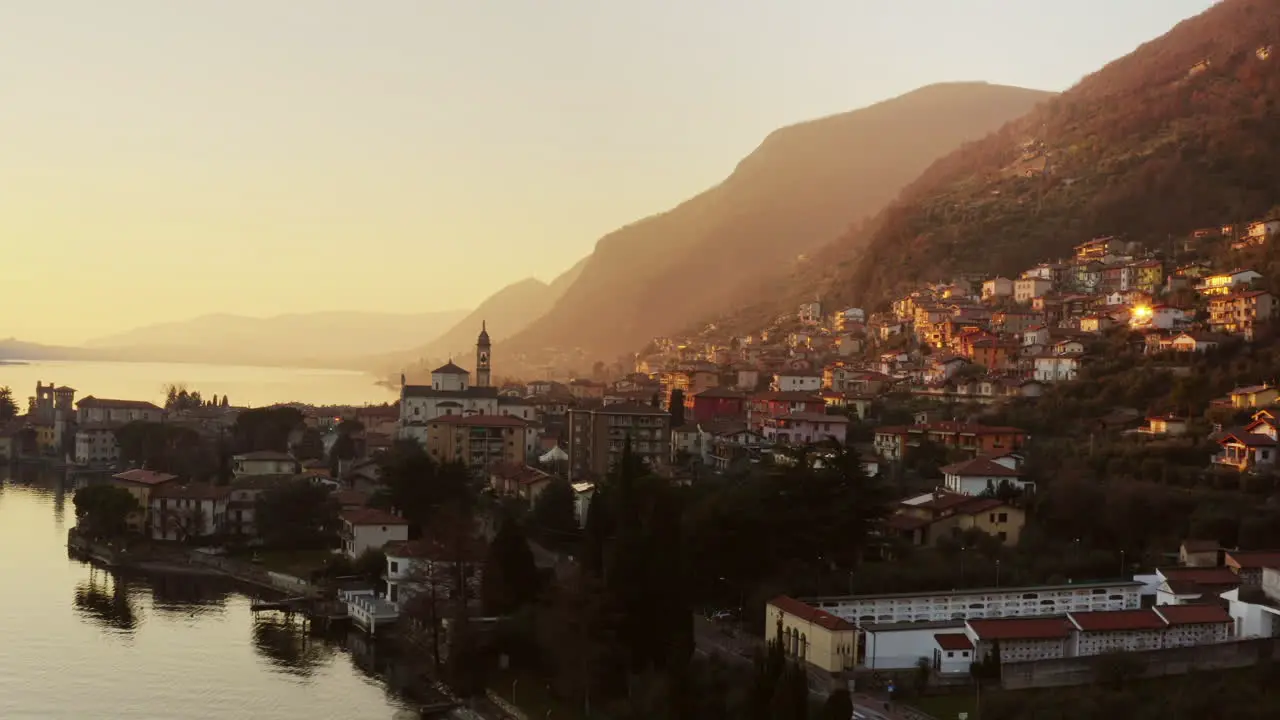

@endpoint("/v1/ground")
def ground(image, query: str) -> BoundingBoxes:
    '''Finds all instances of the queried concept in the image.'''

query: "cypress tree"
[480,515,540,615]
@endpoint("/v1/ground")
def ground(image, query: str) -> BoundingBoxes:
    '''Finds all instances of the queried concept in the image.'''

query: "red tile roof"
[939,457,1022,477]
[1158,567,1240,585]
[1155,604,1233,626]
[1226,550,1280,570]
[768,596,854,632]
[967,617,1071,640]
[112,469,179,486]
[934,633,975,651]
[151,483,229,500]
[1068,609,1167,632]
[340,508,409,526]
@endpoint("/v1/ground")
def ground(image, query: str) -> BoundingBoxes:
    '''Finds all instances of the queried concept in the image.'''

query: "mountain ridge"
[500,81,1054,367]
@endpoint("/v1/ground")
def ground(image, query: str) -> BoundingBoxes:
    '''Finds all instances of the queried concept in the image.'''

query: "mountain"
[84,310,468,368]
[803,0,1280,314]
[500,82,1053,366]
[377,258,588,379]
[0,338,95,362]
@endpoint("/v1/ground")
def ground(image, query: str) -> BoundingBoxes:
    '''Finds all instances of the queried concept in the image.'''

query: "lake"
[0,466,424,720]
[0,360,397,408]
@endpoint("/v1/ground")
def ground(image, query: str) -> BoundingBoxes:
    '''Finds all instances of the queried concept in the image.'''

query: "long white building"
[805,580,1145,627]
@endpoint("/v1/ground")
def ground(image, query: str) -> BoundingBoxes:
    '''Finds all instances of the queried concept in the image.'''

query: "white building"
[761,413,849,446]
[774,373,823,393]
[1013,278,1053,303]
[981,277,1014,300]
[1034,354,1082,382]
[384,537,484,609]
[74,423,122,466]
[939,455,1032,496]
[340,507,410,559]
[803,581,1144,628]
[232,451,298,477]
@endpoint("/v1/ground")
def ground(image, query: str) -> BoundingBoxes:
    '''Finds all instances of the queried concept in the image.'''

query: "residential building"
[774,372,823,393]
[384,536,485,609]
[232,451,298,477]
[690,387,747,423]
[110,469,179,532]
[872,422,1026,461]
[1208,290,1275,340]
[225,474,296,539]
[76,397,164,425]
[74,423,122,466]
[340,507,410,559]
[939,455,1032,495]
[1137,415,1189,437]
[761,413,849,446]
[149,484,229,541]
[981,277,1014,301]
[1229,384,1279,409]
[887,491,1025,548]
[488,464,555,502]
[1196,269,1263,296]
[765,596,857,673]
[1013,277,1052,303]
[422,414,527,471]
[1034,353,1083,383]
[567,402,670,481]
[798,301,823,325]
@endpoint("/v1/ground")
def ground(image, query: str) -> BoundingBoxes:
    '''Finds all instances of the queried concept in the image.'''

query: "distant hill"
[378,258,588,380]
[500,82,1053,366]
[83,310,468,368]
[798,0,1280,314]
[0,338,93,362]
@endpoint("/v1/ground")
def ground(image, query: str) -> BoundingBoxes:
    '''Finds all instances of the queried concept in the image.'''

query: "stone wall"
[1001,637,1280,690]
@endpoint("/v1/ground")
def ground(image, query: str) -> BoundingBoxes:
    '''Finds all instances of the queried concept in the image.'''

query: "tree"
[353,548,387,584]
[0,386,18,421]
[73,485,140,539]
[232,407,304,453]
[669,388,686,428]
[254,480,339,549]
[293,427,325,462]
[821,689,854,720]
[114,421,212,478]
[530,478,581,549]
[769,661,810,720]
[372,440,472,529]
[481,516,541,616]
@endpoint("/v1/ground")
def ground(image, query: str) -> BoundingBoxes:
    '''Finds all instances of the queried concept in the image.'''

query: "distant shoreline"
[0,360,30,366]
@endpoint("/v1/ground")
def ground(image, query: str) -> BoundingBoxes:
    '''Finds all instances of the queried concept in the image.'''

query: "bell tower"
[476,321,492,388]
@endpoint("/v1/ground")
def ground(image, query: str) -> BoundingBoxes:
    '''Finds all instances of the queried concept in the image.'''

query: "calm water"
[0,359,396,408]
[0,466,418,720]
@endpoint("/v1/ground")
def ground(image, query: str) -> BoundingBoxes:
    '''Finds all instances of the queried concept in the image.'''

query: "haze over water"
[0,360,396,408]
[0,469,414,720]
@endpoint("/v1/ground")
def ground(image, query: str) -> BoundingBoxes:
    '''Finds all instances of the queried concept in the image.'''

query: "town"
[4,214,1280,718]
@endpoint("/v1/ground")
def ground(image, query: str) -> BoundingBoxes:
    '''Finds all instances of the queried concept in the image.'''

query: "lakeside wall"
[1000,637,1280,690]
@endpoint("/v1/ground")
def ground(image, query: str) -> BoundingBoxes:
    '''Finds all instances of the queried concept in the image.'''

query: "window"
[997,531,1008,541]
[947,651,954,658]
[390,561,399,573]
[998,512,1008,523]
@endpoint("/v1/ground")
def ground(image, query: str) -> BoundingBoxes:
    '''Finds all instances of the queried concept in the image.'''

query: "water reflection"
[147,571,235,616]
[73,567,139,632]
[252,614,336,677]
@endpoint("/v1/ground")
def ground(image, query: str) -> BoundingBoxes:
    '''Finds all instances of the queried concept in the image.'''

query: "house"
[939,455,1032,495]
[340,507,410,559]
[751,391,827,424]
[690,387,747,423]
[931,633,977,675]
[225,474,296,539]
[765,596,857,674]
[149,483,229,541]
[1213,430,1277,472]
[1013,277,1052,303]
[488,464,555,502]
[872,422,1026,461]
[761,413,849,446]
[798,302,823,325]
[774,372,823,393]
[1197,269,1263,296]
[1168,332,1226,353]
[110,469,180,533]
[1137,415,1189,437]
[1209,291,1276,340]
[1034,354,1083,383]
[1229,384,1279,409]
[232,451,298,477]
[981,277,1014,301]
[384,536,486,609]
[1130,304,1186,331]
[1078,314,1113,334]
[888,491,1025,547]
[1179,540,1222,568]
[735,367,761,391]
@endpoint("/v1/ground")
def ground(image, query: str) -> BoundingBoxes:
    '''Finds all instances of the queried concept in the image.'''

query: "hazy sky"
[2,0,1215,345]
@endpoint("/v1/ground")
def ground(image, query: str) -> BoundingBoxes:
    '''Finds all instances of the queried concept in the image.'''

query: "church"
[398,324,530,443]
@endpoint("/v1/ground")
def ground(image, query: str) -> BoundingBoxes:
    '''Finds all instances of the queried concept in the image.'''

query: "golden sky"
[1,0,1214,345]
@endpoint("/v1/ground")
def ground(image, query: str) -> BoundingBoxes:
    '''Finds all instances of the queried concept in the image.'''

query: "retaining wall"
[1001,637,1280,690]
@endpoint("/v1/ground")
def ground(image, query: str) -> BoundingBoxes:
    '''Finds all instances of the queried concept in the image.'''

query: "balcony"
[1212,451,1250,471]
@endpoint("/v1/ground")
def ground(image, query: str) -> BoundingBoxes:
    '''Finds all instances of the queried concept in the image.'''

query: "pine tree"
[669,388,686,427]
[481,515,540,616]
[768,661,809,720]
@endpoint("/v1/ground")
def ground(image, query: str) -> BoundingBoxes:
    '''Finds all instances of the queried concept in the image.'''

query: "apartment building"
[423,414,527,472]
[567,402,670,481]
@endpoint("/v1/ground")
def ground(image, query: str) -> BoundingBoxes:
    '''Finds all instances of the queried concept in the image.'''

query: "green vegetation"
[0,385,18,421]
[254,480,339,550]
[72,485,140,539]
